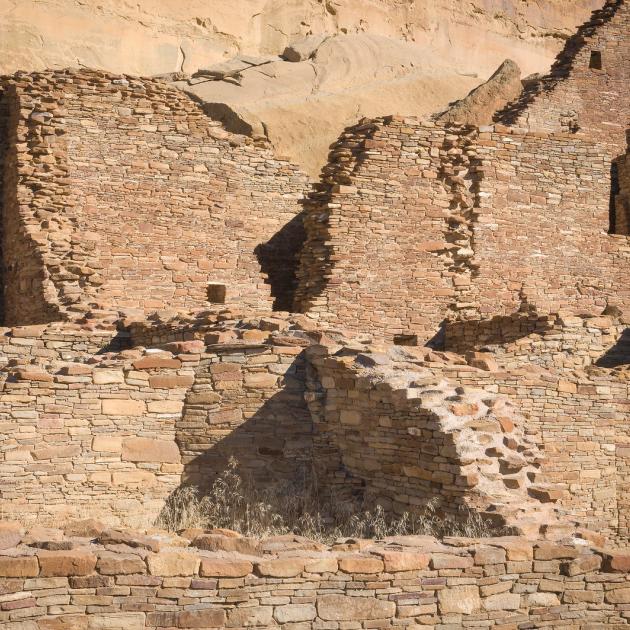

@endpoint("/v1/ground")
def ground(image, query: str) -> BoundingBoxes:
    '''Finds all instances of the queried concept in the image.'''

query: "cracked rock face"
[2,0,599,175]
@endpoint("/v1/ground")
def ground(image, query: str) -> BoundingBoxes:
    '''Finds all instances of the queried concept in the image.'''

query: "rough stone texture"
[498,0,630,158]
[0,1,601,175]
[436,58,523,126]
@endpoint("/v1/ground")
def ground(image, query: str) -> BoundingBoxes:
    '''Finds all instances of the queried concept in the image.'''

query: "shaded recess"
[256,210,307,312]
[444,313,552,354]
[0,86,7,324]
[173,349,314,501]
[596,328,630,367]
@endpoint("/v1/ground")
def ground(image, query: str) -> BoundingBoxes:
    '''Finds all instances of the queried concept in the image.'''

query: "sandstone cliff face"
[1,1,601,174]
[1,0,600,77]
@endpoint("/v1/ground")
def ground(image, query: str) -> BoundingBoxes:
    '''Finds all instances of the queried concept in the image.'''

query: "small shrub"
[156,457,500,542]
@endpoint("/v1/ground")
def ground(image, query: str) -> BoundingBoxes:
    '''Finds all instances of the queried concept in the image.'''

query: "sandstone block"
[38,550,97,576]
[431,553,474,569]
[92,370,125,384]
[111,470,156,486]
[147,551,199,576]
[339,409,361,425]
[376,551,430,572]
[534,542,580,560]
[317,594,395,621]
[304,557,338,573]
[600,550,630,572]
[605,587,630,604]
[256,558,305,577]
[525,592,561,606]
[482,592,521,610]
[563,554,601,576]
[243,373,277,388]
[101,399,145,416]
[122,437,180,463]
[148,375,194,388]
[338,556,384,574]
[92,436,122,453]
[273,603,317,623]
[226,606,273,627]
[0,556,39,577]
[86,613,146,629]
[133,357,182,369]
[177,608,226,628]
[192,534,259,555]
[97,552,146,575]
[147,400,184,414]
[438,585,481,614]
[199,558,252,577]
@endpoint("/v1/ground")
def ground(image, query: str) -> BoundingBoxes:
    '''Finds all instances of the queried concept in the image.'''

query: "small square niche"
[394,333,418,346]
[207,283,227,304]
[589,50,602,70]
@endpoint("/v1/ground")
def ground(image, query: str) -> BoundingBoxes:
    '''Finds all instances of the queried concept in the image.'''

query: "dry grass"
[156,457,499,542]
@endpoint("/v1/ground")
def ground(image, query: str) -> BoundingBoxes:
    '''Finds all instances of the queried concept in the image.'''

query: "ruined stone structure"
[498,0,630,153]
[295,119,629,340]
[0,2,629,629]
[0,70,307,325]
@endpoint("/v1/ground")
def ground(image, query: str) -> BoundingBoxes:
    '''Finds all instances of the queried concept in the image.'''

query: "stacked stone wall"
[445,312,628,370]
[2,530,630,629]
[296,117,629,341]
[0,322,313,526]
[0,69,309,325]
[497,0,630,155]
[305,345,558,530]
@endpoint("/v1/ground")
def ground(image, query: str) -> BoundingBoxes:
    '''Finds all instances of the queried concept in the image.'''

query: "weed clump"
[156,458,499,542]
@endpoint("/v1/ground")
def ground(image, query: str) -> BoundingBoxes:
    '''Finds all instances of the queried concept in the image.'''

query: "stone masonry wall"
[498,0,630,156]
[295,117,629,341]
[0,320,313,526]
[0,69,309,325]
[2,527,630,629]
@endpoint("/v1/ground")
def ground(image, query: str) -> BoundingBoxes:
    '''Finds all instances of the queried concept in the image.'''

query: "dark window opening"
[207,283,227,304]
[609,159,620,234]
[589,50,602,70]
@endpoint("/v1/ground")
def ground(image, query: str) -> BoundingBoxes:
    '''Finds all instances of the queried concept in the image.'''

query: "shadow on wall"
[596,328,630,367]
[255,210,307,312]
[158,352,316,527]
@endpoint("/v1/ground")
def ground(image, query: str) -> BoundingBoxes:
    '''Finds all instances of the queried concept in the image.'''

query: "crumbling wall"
[306,344,558,531]
[294,117,474,340]
[430,315,630,540]
[497,0,630,154]
[0,69,309,325]
[296,118,629,341]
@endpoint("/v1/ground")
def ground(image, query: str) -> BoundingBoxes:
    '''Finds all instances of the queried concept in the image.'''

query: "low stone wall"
[0,317,313,526]
[445,312,628,370]
[1,526,630,629]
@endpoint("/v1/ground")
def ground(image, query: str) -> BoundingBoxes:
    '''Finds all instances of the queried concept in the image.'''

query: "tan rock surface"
[1,1,599,175]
